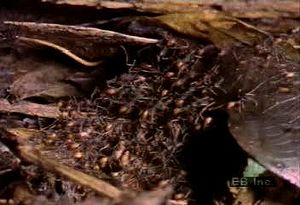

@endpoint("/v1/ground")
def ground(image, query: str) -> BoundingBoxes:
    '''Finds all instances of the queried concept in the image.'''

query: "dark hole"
[179,109,248,204]
[25,96,51,104]
[0,170,22,199]
[54,179,65,195]
[283,127,292,133]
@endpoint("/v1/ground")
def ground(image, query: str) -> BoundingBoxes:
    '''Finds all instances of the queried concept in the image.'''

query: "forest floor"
[0,1,299,205]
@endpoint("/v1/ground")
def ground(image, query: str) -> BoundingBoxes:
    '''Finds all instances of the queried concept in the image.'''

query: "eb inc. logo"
[229,177,276,187]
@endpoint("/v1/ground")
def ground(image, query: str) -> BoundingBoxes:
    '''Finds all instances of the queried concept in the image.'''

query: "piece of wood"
[4,21,159,46]
[0,99,60,118]
[41,0,300,17]
[0,127,123,200]
[19,145,123,199]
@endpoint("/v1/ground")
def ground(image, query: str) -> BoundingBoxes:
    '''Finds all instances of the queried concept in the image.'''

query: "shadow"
[0,170,22,200]
[180,110,248,205]
[1,0,147,25]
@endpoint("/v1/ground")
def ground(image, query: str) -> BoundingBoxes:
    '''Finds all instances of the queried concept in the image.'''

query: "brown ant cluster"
[30,31,300,203]
[49,38,229,198]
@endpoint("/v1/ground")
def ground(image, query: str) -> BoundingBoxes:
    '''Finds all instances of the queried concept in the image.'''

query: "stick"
[19,145,123,199]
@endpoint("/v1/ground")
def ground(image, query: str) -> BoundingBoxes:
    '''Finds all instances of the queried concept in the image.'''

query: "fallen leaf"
[9,65,81,100]
[274,39,300,62]
[228,66,300,188]
[155,11,269,47]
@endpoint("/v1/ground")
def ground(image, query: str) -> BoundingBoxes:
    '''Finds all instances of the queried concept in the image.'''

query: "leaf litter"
[0,1,300,205]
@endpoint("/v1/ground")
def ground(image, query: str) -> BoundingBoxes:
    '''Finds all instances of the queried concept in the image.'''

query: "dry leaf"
[156,11,268,48]
[9,65,81,100]
[274,39,300,62]
[228,65,300,188]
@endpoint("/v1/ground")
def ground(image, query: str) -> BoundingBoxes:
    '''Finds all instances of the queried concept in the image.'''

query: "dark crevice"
[179,109,248,204]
